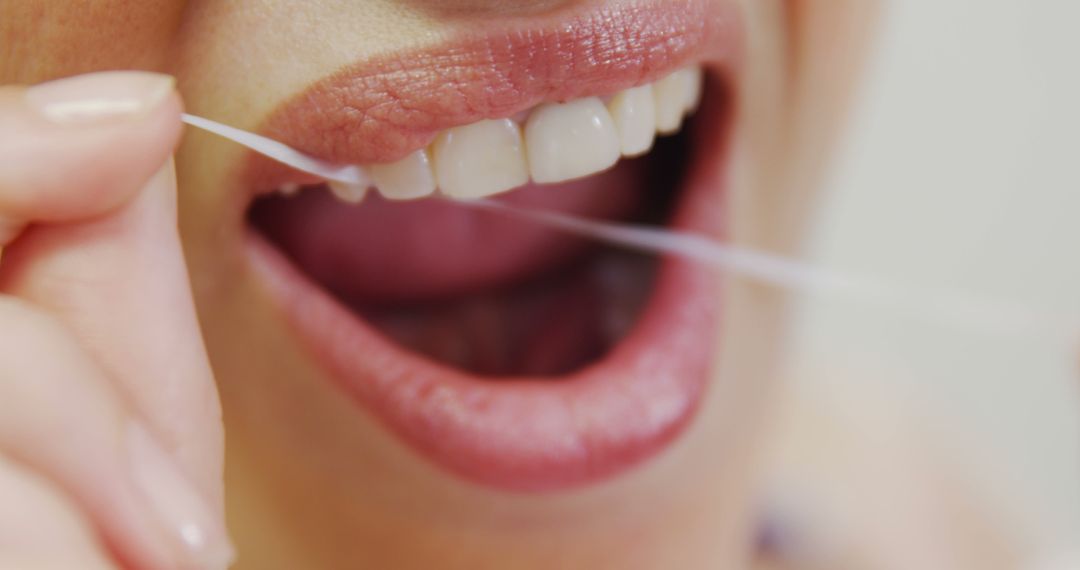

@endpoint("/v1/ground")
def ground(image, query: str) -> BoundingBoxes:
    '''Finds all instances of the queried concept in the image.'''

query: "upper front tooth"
[524,97,620,184]
[433,118,529,199]
[683,67,704,113]
[369,149,436,200]
[606,85,656,157]
[328,180,368,203]
[654,69,695,134]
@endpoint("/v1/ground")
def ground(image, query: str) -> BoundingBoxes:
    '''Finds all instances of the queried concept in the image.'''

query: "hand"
[0,72,232,569]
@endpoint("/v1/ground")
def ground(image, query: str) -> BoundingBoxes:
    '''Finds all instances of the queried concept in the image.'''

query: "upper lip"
[241,0,741,193]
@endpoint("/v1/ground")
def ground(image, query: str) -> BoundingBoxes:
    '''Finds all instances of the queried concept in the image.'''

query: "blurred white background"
[794,0,1080,554]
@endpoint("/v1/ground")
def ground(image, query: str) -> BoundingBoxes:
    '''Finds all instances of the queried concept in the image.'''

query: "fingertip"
[0,72,184,226]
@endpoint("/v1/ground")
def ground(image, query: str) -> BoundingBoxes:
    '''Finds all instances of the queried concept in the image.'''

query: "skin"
[0,1,879,568]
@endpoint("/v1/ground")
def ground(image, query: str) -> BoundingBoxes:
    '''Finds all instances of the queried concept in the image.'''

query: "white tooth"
[279,183,300,196]
[433,118,529,199]
[653,70,692,134]
[524,97,620,184]
[328,180,369,203]
[606,85,656,157]
[369,149,436,200]
[683,67,704,114]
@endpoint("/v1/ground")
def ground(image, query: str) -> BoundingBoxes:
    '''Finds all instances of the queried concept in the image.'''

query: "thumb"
[0,72,182,241]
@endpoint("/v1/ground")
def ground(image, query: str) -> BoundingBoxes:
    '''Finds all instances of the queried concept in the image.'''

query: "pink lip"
[241,0,740,492]
[243,0,741,193]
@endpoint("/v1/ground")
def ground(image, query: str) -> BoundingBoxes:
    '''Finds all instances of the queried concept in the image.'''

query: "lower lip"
[244,92,729,495]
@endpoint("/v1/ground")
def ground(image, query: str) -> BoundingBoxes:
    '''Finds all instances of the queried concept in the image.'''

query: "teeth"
[318,66,703,204]
[279,183,301,196]
[432,118,529,199]
[606,85,657,157]
[653,69,695,134]
[328,180,369,203]
[682,67,704,114]
[525,97,621,184]
[369,149,436,200]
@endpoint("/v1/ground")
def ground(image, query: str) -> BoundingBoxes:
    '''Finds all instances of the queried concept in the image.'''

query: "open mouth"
[238,0,739,492]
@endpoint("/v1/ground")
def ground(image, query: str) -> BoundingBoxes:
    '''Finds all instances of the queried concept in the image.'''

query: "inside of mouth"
[248,117,693,378]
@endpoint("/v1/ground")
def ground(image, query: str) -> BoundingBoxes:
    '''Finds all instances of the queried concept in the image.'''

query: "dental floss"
[178,113,1078,345]
[171,114,1079,565]
[464,199,1077,344]
[180,113,371,187]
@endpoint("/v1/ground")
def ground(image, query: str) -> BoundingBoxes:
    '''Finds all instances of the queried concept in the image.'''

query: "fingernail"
[25,71,174,124]
[128,424,235,570]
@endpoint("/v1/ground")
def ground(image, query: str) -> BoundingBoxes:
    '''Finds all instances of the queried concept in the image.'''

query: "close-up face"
[2,1,877,567]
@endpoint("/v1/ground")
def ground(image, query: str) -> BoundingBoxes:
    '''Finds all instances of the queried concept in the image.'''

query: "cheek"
[0,0,186,83]
[733,0,879,252]
[785,0,881,212]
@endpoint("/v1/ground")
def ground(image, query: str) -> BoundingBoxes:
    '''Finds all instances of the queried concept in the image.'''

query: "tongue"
[249,159,646,303]
[359,251,655,377]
